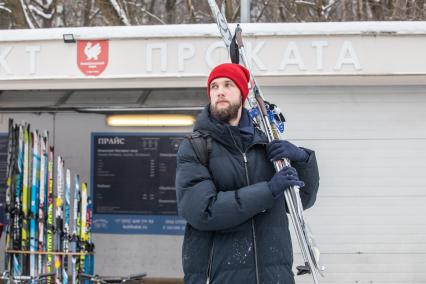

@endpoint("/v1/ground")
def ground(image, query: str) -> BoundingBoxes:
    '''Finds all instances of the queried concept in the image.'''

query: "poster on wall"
[91,133,187,235]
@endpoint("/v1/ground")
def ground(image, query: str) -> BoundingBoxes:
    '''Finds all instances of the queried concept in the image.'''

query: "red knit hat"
[207,63,250,103]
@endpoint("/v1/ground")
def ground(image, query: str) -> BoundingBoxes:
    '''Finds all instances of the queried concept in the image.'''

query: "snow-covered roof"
[1,22,426,42]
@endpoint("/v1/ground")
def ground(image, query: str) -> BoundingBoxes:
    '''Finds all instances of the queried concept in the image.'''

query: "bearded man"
[175,63,320,284]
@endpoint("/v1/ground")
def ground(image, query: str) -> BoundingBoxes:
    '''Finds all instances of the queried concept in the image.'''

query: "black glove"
[266,140,308,163]
[267,166,305,198]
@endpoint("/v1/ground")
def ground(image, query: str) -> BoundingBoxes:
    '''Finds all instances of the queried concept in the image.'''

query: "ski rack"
[3,119,95,284]
[78,273,147,284]
[207,1,325,283]
[3,250,95,284]
[5,250,94,256]
[0,271,56,284]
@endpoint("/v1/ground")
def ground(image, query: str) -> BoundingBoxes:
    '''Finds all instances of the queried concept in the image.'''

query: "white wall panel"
[262,86,426,283]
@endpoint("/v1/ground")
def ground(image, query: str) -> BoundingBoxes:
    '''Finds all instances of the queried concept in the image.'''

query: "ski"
[62,169,71,284]
[46,145,55,282]
[76,178,82,281]
[21,124,31,276]
[4,119,18,275]
[38,132,48,278]
[84,194,94,277]
[4,120,16,272]
[70,175,80,284]
[54,156,65,283]
[30,130,40,280]
[12,124,25,277]
[79,182,88,284]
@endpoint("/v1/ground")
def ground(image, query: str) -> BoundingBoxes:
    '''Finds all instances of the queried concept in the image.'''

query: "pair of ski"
[3,121,41,278]
[57,164,94,284]
[207,1,325,283]
[54,156,93,284]
[4,120,94,283]
[57,162,94,284]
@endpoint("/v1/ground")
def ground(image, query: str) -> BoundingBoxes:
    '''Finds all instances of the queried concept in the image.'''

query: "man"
[176,63,319,284]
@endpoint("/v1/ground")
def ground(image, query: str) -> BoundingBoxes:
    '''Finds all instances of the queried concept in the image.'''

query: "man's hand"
[267,166,305,198]
[266,140,308,163]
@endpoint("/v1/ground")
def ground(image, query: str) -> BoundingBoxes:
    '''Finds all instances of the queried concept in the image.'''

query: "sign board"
[91,133,186,235]
[3,23,426,89]
[77,40,109,76]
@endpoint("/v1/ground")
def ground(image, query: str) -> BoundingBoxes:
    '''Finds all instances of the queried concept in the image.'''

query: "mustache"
[215,99,230,105]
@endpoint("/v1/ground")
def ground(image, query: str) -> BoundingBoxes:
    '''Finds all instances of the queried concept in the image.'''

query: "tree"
[1,0,426,29]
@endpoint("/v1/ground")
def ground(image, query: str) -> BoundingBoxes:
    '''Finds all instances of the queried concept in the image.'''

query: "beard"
[210,97,242,124]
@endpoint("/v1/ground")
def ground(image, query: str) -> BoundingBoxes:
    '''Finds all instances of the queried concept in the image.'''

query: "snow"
[323,0,338,11]
[109,0,131,26]
[2,21,426,42]
[295,1,316,7]
[29,4,53,19]
[44,0,53,8]
[0,3,12,13]
[19,0,35,29]
[0,4,12,13]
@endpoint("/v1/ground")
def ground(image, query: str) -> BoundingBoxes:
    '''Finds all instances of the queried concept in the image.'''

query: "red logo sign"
[77,40,109,76]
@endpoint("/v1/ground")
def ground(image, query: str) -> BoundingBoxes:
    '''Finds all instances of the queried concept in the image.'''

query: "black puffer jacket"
[176,106,319,284]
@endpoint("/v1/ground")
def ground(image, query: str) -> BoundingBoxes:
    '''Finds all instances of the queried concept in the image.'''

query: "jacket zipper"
[242,153,250,186]
[206,236,215,284]
[243,153,261,284]
[227,128,260,284]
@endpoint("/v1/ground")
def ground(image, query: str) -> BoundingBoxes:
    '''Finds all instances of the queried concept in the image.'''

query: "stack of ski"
[3,119,95,284]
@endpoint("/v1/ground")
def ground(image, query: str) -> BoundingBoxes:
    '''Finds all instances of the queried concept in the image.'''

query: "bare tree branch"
[231,3,240,22]
[186,0,196,23]
[141,6,166,24]
[84,0,92,25]
[295,0,316,7]
[108,0,130,25]
[392,0,407,19]
[225,0,233,21]
[95,0,123,25]
[165,0,176,23]
[0,2,11,12]
[0,2,13,28]
[255,1,268,21]
[20,0,37,28]
[415,0,424,19]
